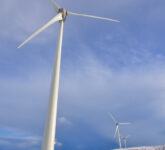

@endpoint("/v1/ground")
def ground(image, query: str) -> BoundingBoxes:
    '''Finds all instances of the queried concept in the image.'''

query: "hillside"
[114,145,165,150]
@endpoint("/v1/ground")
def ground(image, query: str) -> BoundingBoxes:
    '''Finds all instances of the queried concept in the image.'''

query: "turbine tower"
[121,135,130,148]
[18,1,119,150]
[109,113,130,149]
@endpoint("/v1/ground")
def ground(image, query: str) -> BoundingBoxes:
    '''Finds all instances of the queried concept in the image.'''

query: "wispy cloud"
[55,140,63,147]
[1,0,165,149]
[0,0,58,44]
[1,43,165,145]
[0,135,41,150]
[58,117,72,126]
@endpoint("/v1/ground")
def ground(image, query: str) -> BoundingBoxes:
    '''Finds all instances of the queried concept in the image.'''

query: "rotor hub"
[58,8,67,21]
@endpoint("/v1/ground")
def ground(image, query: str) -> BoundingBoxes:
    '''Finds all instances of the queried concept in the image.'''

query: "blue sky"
[0,0,165,149]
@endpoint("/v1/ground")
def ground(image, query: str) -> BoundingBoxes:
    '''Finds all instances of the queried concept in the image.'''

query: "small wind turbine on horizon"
[18,1,119,150]
[109,113,131,149]
[121,135,130,148]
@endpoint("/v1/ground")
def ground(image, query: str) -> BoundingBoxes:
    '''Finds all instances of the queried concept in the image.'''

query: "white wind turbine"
[121,135,130,148]
[109,113,130,149]
[18,1,119,150]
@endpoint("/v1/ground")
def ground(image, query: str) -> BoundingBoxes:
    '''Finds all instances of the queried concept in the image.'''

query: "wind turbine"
[121,135,130,148]
[18,1,119,150]
[109,113,130,149]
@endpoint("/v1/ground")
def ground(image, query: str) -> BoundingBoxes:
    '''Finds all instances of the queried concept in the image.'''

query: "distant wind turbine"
[121,135,130,148]
[109,113,131,149]
[18,0,119,150]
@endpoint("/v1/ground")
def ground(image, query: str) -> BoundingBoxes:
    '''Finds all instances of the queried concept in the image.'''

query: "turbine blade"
[49,0,59,12]
[67,11,120,23]
[114,126,118,138]
[108,113,117,124]
[18,13,63,48]
[119,123,131,125]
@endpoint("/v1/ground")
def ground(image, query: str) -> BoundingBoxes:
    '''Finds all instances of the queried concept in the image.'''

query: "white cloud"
[0,0,58,44]
[1,0,165,147]
[0,0,143,44]
[0,42,165,145]
[0,135,41,149]
[58,117,72,125]
[1,46,165,145]
[55,140,63,147]
[0,139,10,145]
